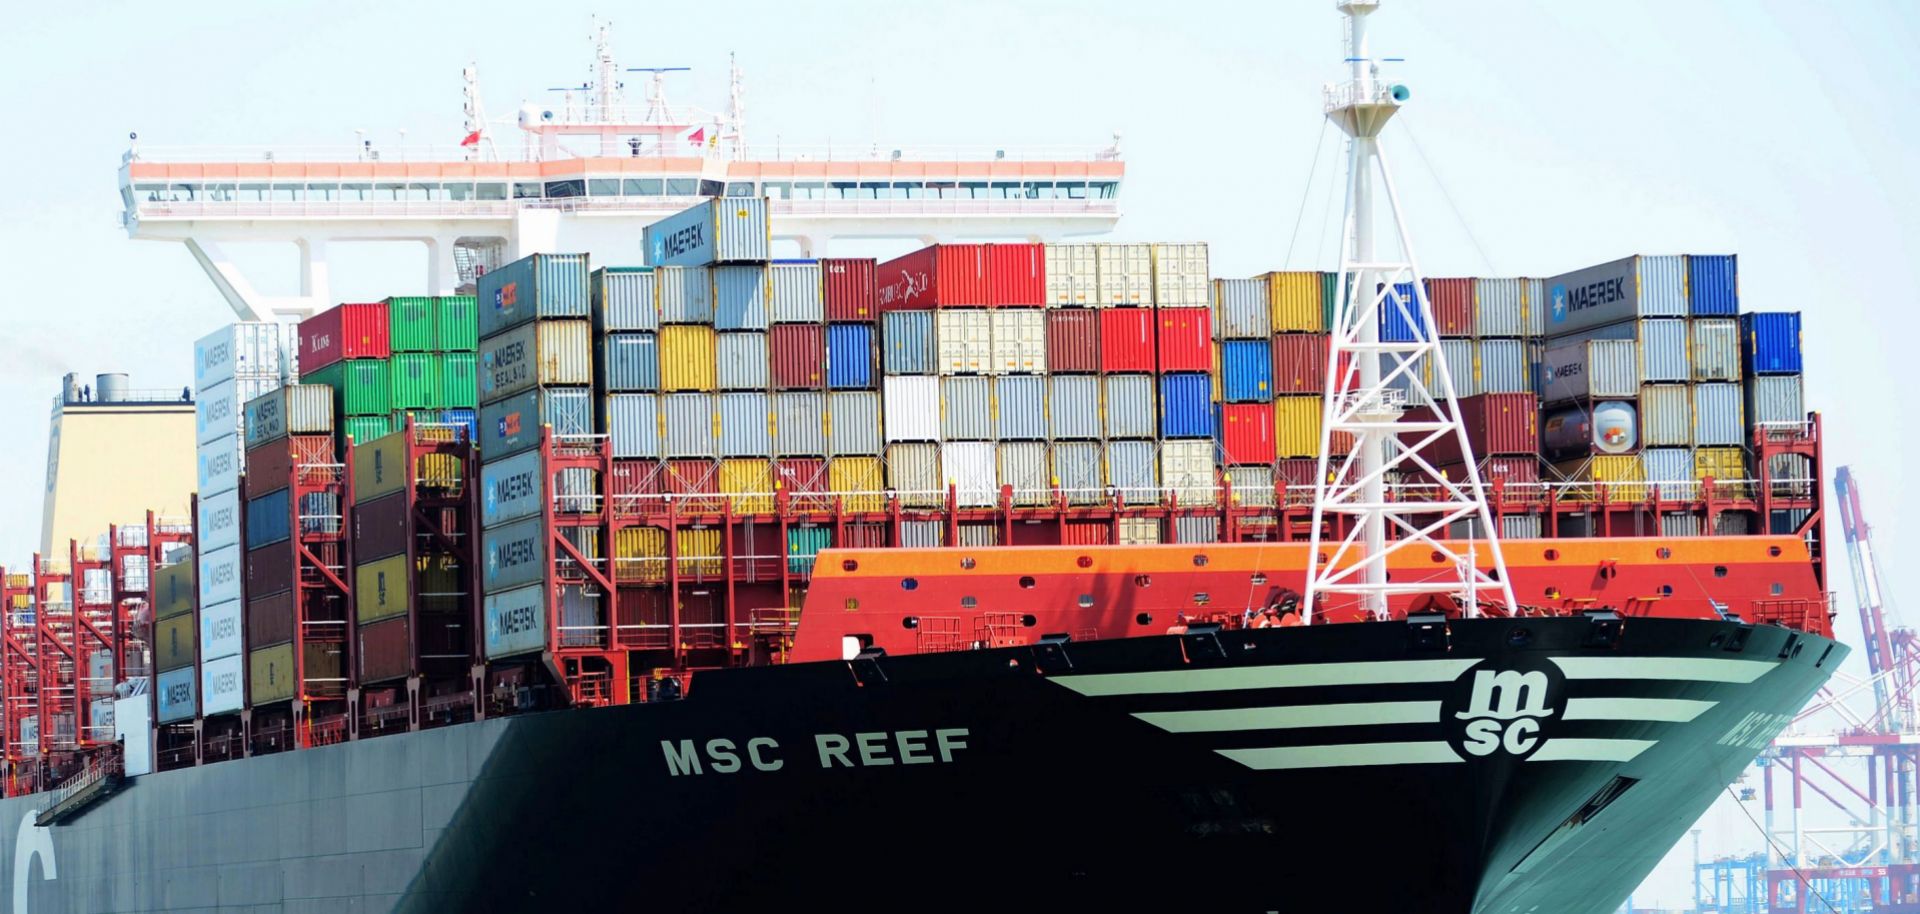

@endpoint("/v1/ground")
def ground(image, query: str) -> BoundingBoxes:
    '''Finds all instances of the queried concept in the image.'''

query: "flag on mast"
[460,131,482,147]
[687,127,706,146]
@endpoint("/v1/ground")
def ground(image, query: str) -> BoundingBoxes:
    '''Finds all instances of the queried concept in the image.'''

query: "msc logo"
[1550,284,1569,323]
[1443,664,1564,759]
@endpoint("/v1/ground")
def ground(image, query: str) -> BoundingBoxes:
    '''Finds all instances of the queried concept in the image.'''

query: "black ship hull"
[0,617,1838,913]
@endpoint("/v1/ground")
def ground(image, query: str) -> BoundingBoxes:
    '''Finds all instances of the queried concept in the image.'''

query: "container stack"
[240,384,339,715]
[152,552,199,724]
[821,258,882,515]
[1742,309,1808,524]
[299,296,479,447]
[298,303,391,445]
[350,426,471,697]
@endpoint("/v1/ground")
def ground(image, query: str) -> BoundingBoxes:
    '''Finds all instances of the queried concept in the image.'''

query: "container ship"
[0,4,1839,912]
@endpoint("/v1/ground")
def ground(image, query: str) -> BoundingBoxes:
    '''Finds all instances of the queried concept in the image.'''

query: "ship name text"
[663,728,970,776]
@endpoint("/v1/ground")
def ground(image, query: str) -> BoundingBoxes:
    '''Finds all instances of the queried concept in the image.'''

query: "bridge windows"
[1057,181,1087,199]
[1091,181,1117,198]
[990,181,1020,198]
[896,181,924,199]
[665,178,699,195]
[513,182,543,199]
[305,183,338,201]
[793,182,826,199]
[238,183,270,202]
[762,181,792,199]
[544,179,585,198]
[961,182,989,198]
[725,181,755,197]
[271,185,302,202]
[623,178,663,196]
[588,178,621,197]
[476,183,507,200]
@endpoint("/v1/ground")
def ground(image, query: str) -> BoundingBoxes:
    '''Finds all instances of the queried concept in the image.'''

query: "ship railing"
[748,607,801,634]
[126,142,1119,165]
[128,195,1120,222]
[113,526,149,548]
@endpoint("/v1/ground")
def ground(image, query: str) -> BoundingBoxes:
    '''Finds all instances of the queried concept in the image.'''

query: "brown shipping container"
[1275,459,1321,490]
[1271,334,1330,394]
[359,616,412,684]
[1400,392,1538,467]
[1433,457,1541,489]
[822,258,877,321]
[1045,310,1100,373]
[247,542,295,598]
[1061,521,1111,545]
[770,324,827,389]
[352,491,410,562]
[1426,278,1474,337]
[665,459,724,513]
[245,435,336,501]
[248,590,296,648]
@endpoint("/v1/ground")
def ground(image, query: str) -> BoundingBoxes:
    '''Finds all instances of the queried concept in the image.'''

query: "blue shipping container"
[1742,312,1803,375]
[244,488,291,549]
[1158,373,1213,438]
[827,324,876,389]
[1379,282,1428,343]
[603,333,660,392]
[1221,340,1274,403]
[476,253,591,339]
[713,265,771,330]
[882,311,934,375]
[1687,255,1739,316]
[477,387,595,460]
[644,198,772,267]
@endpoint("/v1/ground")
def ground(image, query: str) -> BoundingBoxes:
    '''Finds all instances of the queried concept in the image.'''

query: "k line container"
[1099,308,1155,373]
[885,442,941,505]
[827,392,882,456]
[1102,375,1156,440]
[385,296,435,352]
[644,198,770,266]
[1106,440,1158,503]
[822,258,877,321]
[1158,373,1212,439]
[476,387,594,459]
[993,376,1048,441]
[826,323,876,389]
[883,310,936,375]
[988,243,1046,306]
[1539,340,1637,403]
[1044,243,1097,307]
[659,393,715,459]
[1214,277,1272,339]
[1473,278,1527,338]
[477,320,593,403]
[936,310,992,374]
[603,333,660,392]
[1687,255,1739,316]
[1155,308,1212,372]
[1746,374,1804,426]
[298,303,390,373]
[1690,319,1740,381]
[482,516,547,594]
[1219,403,1276,465]
[1542,255,1688,336]
[713,265,771,331]
[659,325,718,391]
[196,322,290,390]
[1160,439,1215,506]
[769,261,824,324]
[1150,243,1210,307]
[883,376,939,442]
[770,323,826,390]
[1050,376,1101,440]
[1475,339,1530,394]
[1742,312,1803,374]
[1273,396,1323,459]
[1640,384,1693,447]
[608,393,661,460]
[997,442,1049,506]
[1691,382,1744,446]
[657,266,713,324]
[1096,243,1153,307]
[1050,441,1102,504]
[940,442,998,507]
[241,384,333,449]
[940,377,993,440]
[477,253,591,339]
[594,267,659,332]
[877,244,988,311]
[1045,309,1100,373]
[1268,272,1327,333]
[773,392,827,457]
[716,332,771,391]
[989,310,1047,374]
[1426,278,1475,337]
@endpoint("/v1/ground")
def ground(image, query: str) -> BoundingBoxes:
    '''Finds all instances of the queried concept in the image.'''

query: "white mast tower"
[1305,0,1517,622]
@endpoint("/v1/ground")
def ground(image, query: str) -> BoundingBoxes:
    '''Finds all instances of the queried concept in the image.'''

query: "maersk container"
[1539,340,1637,403]
[198,435,241,497]
[1687,255,1739,316]
[198,544,242,608]
[877,244,988,310]
[1541,402,1639,457]
[608,393,661,460]
[1099,308,1155,372]
[196,322,290,390]
[1640,384,1692,447]
[659,325,717,391]
[1050,441,1102,504]
[477,386,594,459]
[1096,243,1153,306]
[1747,374,1804,427]
[1215,277,1271,339]
[603,333,660,392]
[480,448,545,528]
[481,516,547,594]
[244,488,292,549]
[1044,243,1097,307]
[997,442,1049,506]
[1106,440,1158,504]
[882,375,939,442]
[1691,318,1741,381]
[1476,339,1529,394]
[197,487,240,553]
[1160,439,1215,506]
[1150,243,1210,307]
[1742,312,1803,374]
[1050,376,1102,440]
[936,310,992,375]
[826,323,875,389]
[885,442,942,506]
[770,324,826,390]
[385,296,436,352]
[1158,373,1212,439]
[822,258,877,321]
[713,265,771,331]
[1045,309,1099,373]
[773,391,827,457]
[940,377,993,441]
[299,303,390,374]
[1268,272,1326,333]
[993,376,1048,441]
[882,310,935,375]
[645,197,770,266]
[1692,382,1744,446]
[437,296,479,351]
[157,667,197,724]
[1643,448,1697,500]
[477,253,590,339]
[196,375,279,445]
[477,320,593,403]
[657,266,713,324]
[241,384,333,449]
[827,391,882,456]
[989,310,1047,374]
[594,267,659,332]
[1541,254,1687,335]
[201,652,245,714]
[303,359,390,417]
[1473,278,1526,338]
[769,261,824,324]
[940,442,998,507]
[716,332,771,391]
[1103,375,1156,440]
[659,393,715,459]
[1379,282,1428,343]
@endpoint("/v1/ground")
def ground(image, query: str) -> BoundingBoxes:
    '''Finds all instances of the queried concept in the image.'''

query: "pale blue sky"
[2,1,1916,905]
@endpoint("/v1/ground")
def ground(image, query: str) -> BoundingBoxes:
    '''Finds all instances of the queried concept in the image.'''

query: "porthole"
[901,578,919,591]
[1658,584,1674,597]
[1192,554,1209,567]
[1076,595,1094,609]
[842,559,859,572]
[1022,613,1040,626]
[902,616,920,629]
[1430,551,1445,563]
[1134,575,1152,588]
[1077,555,1093,568]
[960,596,978,610]
[1250,572,1268,585]
[1018,576,1036,589]
[1136,613,1153,626]
[959,557,976,570]
[1769,546,1783,557]
[1544,549,1560,561]
[1771,583,1784,596]
[1317,552,1330,565]
[1714,566,1728,578]
[1656,547,1672,560]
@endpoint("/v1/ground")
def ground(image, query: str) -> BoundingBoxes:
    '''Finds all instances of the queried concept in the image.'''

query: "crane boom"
[1834,466,1908,730]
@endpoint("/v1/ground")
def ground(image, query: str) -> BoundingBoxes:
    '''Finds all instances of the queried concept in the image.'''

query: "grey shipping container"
[476,387,594,460]
[477,253,592,339]
[1747,375,1804,427]
[1450,514,1545,540]
[1215,278,1270,339]
[644,197,771,266]
[657,266,713,324]
[1174,516,1220,544]
[1475,339,1530,394]
[1050,376,1102,440]
[993,376,1048,441]
[484,584,547,659]
[899,519,943,548]
[594,267,658,332]
[1692,382,1744,446]
[717,392,771,457]
[1541,254,1687,335]
[1539,340,1637,403]
[1051,441,1103,504]
[478,320,594,404]
[608,393,661,460]
[940,376,993,441]
[773,391,827,457]
[770,262,824,324]
[1227,466,1276,507]
[1102,375,1156,439]
[661,393,717,459]
[481,516,548,594]
[713,265,771,331]
[242,385,333,449]
[1642,448,1697,500]
[603,333,660,392]
[1660,512,1704,537]
[998,442,1049,506]
[1435,339,1477,397]
[1473,278,1526,338]
[1638,319,1689,382]
[827,391,882,456]
[882,311,935,375]
[1107,440,1158,504]
[885,443,941,507]
[480,448,546,529]
[1523,278,1547,336]
[1691,318,1741,381]
[956,523,999,547]
[1640,384,1692,447]
[716,332,771,390]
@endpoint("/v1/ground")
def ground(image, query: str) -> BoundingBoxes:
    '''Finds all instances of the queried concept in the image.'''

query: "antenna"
[627,66,691,124]
[728,52,747,149]
[1304,0,1516,622]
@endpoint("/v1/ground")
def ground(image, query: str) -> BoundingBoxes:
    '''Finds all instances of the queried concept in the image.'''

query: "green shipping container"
[1321,271,1341,331]
[437,296,478,351]
[389,353,442,410]
[386,297,436,352]
[304,359,391,417]
[786,526,831,575]
[440,352,477,408]
[343,415,392,445]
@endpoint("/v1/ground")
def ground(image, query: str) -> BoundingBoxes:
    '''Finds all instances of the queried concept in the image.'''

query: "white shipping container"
[195,322,290,390]
[773,392,827,457]
[883,376,940,442]
[1096,243,1153,306]
[200,599,243,662]
[1523,278,1547,337]
[1150,243,1210,307]
[1050,441,1103,504]
[1103,375,1156,439]
[885,443,941,506]
[940,377,993,441]
[1431,339,1478,397]
[716,392,771,457]
[197,544,242,608]
[1639,319,1690,382]
[608,393,661,459]
[1692,382,1745,446]
[940,442,998,507]
[201,654,245,715]
[657,266,713,324]
[196,487,241,553]
[1640,384,1692,447]
[1117,517,1161,545]
[1050,376,1102,440]
[997,442,1049,506]
[1473,278,1526,338]
[827,391,883,456]
[992,376,1048,441]
[661,393,717,459]
[1107,440,1158,504]
[935,310,991,375]
[1690,318,1741,381]
[769,261,824,324]
[1044,243,1098,307]
[988,310,1046,374]
[1214,278,1271,339]
[1160,439,1216,506]
[716,332,771,391]
[197,434,242,497]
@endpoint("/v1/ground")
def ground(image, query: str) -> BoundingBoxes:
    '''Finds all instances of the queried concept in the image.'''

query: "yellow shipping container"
[153,560,195,619]
[1210,341,1224,403]
[155,613,196,672]
[354,553,411,624]
[828,457,886,512]
[352,432,410,503]
[10,594,28,610]
[5,574,27,589]
[1273,395,1323,459]
[249,643,297,705]
[613,527,668,583]
[1268,271,1325,333]
[417,453,464,490]
[719,458,775,514]
[1693,447,1752,499]
[1553,456,1647,502]
[660,325,718,391]
[677,528,724,578]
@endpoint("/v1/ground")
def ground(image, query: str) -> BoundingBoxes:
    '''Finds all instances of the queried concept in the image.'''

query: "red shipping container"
[1272,334,1334,394]
[1061,521,1111,545]
[299,303,389,373]
[874,244,988,311]
[664,459,723,513]
[1219,403,1277,465]
[840,522,888,549]
[247,590,295,648]
[1155,308,1212,372]
[246,542,295,599]
[358,616,412,684]
[610,459,665,515]
[1099,308,1156,373]
[1400,392,1539,467]
[773,458,829,511]
[1045,310,1100,373]
[244,435,336,500]
[614,589,668,648]
[1425,278,1474,338]
[1432,457,1540,488]
[822,258,877,322]
[987,243,1045,307]
[769,324,827,389]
